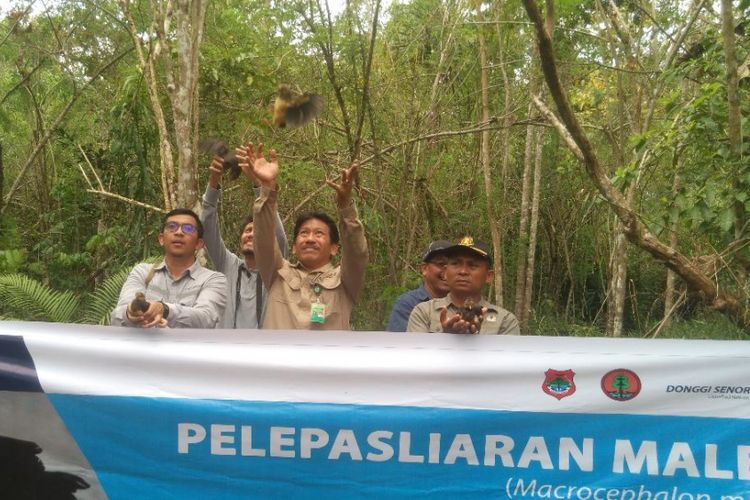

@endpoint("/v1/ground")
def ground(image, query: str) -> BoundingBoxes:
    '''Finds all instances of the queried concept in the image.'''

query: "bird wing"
[284,93,324,128]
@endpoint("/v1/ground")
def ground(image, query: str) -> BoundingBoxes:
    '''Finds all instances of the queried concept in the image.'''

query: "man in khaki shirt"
[239,143,368,330]
[407,236,519,335]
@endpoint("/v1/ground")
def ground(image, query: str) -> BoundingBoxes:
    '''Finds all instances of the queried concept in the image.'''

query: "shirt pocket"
[275,268,302,304]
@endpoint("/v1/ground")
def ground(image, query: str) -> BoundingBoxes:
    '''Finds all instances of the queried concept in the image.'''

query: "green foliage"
[80,266,131,325]
[0,274,80,322]
[0,249,27,274]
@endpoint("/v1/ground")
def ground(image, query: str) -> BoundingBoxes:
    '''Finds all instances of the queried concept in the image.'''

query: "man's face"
[444,250,493,296]
[292,218,339,270]
[240,222,254,256]
[420,254,449,297]
[158,214,204,258]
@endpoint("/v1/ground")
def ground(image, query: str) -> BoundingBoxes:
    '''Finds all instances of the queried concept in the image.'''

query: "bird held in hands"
[269,84,324,128]
[130,292,149,316]
[199,138,241,179]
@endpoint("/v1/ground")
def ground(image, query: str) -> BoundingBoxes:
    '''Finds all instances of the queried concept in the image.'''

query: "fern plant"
[80,267,132,325]
[0,274,80,322]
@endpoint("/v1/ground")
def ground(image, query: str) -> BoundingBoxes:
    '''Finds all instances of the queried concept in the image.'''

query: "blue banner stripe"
[48,395,750,499]
[0,335,43,393]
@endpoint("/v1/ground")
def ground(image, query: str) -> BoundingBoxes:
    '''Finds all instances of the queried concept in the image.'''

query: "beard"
[241,248,255,257]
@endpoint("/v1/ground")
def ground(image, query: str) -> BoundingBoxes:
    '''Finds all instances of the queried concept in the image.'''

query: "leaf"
[0,274,80,322]
[719,208,736,233]
[80,267,132,325]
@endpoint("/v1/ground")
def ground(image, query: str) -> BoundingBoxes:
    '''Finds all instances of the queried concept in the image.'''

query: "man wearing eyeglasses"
[111,208,228,328]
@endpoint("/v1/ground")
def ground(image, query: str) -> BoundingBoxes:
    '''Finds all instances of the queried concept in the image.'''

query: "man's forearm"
[339,202,369,302]
[201,186,230,270]
[253,187,284,288]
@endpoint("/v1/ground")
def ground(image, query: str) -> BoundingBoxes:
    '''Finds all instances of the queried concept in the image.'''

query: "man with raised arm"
[407,236,519,335]
[240,143,369,330]
[111,208,227,329]
[200,155,288,328]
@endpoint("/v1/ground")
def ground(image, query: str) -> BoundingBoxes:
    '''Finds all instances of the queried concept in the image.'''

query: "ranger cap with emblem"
[421,240,452,262]
[445,236,493,264]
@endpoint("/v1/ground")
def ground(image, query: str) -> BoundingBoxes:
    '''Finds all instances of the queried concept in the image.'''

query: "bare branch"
[86,189,165,213]
[531,94,583,161]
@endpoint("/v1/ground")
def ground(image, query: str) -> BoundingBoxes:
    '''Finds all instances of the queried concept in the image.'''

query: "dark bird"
[199,138,241,179]
[458,298,484,326]
[269,84,324,128]
[130,292,149,315]
[0,435,90,499]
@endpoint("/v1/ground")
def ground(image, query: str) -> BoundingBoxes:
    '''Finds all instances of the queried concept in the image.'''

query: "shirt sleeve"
[387,293,414,332]
[253,186,286,289]
[200,185,233,271]
[498,312,521,336]
[253,186,289,260]
[164,272,228,329]
[110,264,151,327]
[406,302,434,333]
[338,202,369,303]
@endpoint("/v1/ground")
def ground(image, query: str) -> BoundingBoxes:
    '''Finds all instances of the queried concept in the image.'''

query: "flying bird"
[269,84,324,128]
[199,138,241,179]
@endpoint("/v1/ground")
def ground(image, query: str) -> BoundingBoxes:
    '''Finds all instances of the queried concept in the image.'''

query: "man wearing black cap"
[386,240,451,332]
[407,236,520,335]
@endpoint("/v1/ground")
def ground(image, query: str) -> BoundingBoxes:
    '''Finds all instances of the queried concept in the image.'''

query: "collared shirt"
[254,186,369,330]
[201,185,288,329]
[111,259,227,329]
[387,283,432,332]
[406,295,520,335]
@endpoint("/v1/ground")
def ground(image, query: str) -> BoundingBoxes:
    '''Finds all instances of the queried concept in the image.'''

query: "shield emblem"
[543,369,576,400]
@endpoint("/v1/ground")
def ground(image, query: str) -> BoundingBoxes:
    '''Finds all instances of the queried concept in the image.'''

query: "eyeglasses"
[163,221,197,234]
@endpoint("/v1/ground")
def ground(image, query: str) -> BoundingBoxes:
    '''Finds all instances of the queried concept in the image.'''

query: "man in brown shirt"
[240,143,368,330]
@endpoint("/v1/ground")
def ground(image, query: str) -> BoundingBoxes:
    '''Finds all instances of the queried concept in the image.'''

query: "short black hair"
[162,208,204,238]
[239,214,254,238]
[293,211,339,244]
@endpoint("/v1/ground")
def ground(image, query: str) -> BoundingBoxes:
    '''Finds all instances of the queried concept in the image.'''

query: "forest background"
[0,0,749,339]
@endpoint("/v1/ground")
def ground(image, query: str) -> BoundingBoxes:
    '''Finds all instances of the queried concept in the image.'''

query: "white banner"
[1,321,749,499]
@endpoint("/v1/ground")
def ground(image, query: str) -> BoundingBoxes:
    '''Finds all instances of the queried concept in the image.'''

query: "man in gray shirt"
[111,208,228,328]
[201,153,288,328]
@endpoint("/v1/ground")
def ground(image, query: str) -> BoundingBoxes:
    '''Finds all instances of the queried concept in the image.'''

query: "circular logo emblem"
[601,368,642,401]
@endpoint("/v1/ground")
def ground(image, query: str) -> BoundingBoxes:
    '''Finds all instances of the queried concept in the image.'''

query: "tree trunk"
[475,0,503,304]
[663,167,682,328]
[514,95,537,328]
[522,124,545,328]
[120,0,207,211]
[607,220,628,337]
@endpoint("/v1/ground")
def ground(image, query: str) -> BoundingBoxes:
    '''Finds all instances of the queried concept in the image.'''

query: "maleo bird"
[268,84,324,128]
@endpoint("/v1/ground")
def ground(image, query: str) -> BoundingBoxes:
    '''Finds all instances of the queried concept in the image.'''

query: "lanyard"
[233,266,264,328]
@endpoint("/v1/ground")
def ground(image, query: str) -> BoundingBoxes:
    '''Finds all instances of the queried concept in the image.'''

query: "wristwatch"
[160,300,170,319]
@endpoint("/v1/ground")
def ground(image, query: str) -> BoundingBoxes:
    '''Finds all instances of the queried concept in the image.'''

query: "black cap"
[445,236,492,264]
[421,240,452,262]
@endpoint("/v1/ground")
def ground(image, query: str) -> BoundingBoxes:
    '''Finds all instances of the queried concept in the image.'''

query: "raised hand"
[237,143,278,189]
[207,156,223,189]
[326,160,358,208]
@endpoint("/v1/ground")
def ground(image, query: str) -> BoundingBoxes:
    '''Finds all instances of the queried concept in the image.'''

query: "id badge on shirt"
[310,301,326,324]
